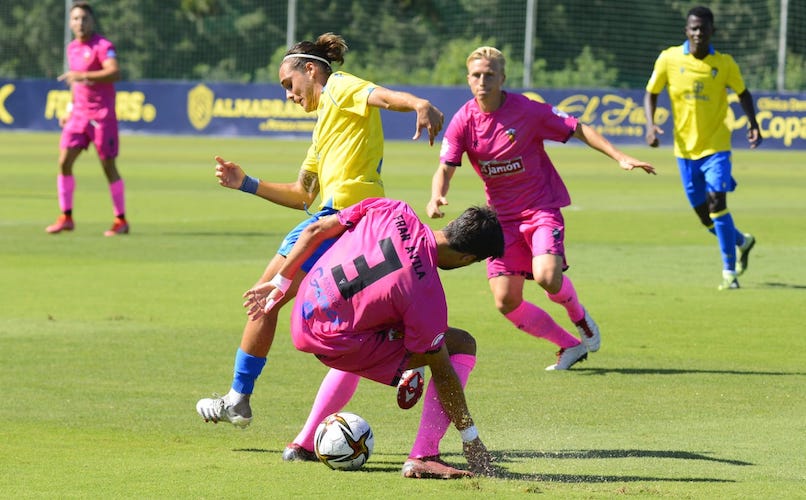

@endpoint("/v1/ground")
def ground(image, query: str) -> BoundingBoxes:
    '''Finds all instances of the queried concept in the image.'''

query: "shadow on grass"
[488,449,752,466]
[232,448,406,474]
[488,471,734,483]
[233,447,746,482]
[762,281,806,290]
[481,448,747,482]
[575,367,806,376]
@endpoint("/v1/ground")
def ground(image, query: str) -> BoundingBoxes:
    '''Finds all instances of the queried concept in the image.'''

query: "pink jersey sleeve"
[439,102,471,166]
[400,271,448,354]
[529,99,578,142]
[99,38,116,65]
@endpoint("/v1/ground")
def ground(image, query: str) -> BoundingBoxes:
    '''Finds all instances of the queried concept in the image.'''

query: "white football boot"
[545,342,588,371]
[574,308,601,352]
[196,393,252,428]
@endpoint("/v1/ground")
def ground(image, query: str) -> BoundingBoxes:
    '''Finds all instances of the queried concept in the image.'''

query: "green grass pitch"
[1,131,804,498]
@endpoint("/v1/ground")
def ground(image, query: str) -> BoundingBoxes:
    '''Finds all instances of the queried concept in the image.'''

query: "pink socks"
[56,176,126,217]
[109,179,126,217]
[293,369,360,451]
[408,353,476,459]
[546,275,585,323]
[505,300,579,348]
[57,174,75,213]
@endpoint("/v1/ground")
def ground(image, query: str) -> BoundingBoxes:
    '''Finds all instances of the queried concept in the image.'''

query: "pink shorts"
[292,319,412,387]
[60,114,119,160]
[487,208,568,279]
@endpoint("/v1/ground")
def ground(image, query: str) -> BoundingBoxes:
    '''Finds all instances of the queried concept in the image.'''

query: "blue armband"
[239,175,259,194]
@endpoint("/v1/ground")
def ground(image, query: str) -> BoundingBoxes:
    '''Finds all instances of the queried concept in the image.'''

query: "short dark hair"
[687,6,714,26]
[442,206,504,260]
[71,1,95,18]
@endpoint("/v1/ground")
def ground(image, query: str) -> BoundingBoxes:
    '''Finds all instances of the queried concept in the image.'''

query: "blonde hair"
[466,46,506,74]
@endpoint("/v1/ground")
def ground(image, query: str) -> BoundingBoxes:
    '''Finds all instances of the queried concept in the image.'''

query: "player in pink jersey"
[242,198,504,478]
[195,33,446,463]
[429,47,656,370]
[47,1,128,237]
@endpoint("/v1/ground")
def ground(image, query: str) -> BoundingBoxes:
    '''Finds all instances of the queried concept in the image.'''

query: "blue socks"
[231,348,266,394]
[711,211,737,270]
[707,225,746,247]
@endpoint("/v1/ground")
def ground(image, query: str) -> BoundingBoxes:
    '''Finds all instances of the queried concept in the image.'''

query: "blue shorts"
[676,151,737,207]
[278,207,340,272]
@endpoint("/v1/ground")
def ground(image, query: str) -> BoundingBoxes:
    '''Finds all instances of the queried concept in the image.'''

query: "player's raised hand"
[243,283,279,320]
[243,274,292,320]
[214,155,246,189]
[243,283,268,320]
[645,124,663,147]
[618,155,657,175]
[426,196,449,218]
[413,102,444,145]
[57,70,89,85]
[747,127,763,149]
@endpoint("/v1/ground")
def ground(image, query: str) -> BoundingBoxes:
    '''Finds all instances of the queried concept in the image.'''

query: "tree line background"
[1,0,803,91]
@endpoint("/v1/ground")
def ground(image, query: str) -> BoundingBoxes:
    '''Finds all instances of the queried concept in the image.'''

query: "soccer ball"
[314,412,374,471]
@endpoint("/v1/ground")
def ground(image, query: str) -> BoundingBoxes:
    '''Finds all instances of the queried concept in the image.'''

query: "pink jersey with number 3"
[290,198,449,363]
[439,92,578,221]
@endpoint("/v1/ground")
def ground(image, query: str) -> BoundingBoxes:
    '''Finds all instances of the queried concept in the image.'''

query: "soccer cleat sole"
[402,458,472,479]
[397,367,425,409]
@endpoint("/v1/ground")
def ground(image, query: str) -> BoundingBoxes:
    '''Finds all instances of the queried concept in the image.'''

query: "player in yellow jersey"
[645,6,760,290]
[196,33,444,433]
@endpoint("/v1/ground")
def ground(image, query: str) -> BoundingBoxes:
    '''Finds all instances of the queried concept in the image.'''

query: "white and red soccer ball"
[314,412,374,471]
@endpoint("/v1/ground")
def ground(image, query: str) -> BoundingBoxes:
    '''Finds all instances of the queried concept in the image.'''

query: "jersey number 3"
[332,237,402,300]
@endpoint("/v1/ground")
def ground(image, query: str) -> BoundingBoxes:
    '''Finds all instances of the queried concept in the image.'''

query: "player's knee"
[494,295,520,315]
[59,158,76,174]
[693,203,712,227]
[534,270,562,293]
[444,327,476,356]
[707,192,727,215]
[541,275,564,294]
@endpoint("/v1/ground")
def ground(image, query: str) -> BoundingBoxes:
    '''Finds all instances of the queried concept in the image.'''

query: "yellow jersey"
[302,71,385,210]
[646,42,747,159]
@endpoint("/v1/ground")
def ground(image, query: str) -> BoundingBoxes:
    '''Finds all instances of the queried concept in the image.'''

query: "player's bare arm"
[298,169,320,200]
[412,345,495,476]
[738,90,763,149]
[214,155,319,209]
[58,57,120,85]
[367,87,444,144]
[426,164,457,218]
[412,345,474,430]
[243,214,346,319]
[643,91,663,147]
[574,123,657,175]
